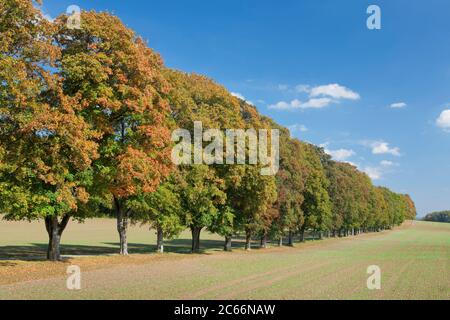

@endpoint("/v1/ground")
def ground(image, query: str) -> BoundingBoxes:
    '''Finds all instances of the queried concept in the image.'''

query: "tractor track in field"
[184,259,333,299]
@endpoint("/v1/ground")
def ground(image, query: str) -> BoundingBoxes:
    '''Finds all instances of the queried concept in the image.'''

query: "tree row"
[0,2,416,260]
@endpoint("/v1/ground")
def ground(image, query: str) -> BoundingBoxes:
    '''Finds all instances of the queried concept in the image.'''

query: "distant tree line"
[423,211,450,223]
[0,1,417,261]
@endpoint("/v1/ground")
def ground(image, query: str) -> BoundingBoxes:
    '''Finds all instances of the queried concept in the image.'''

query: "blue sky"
[42,0,450,216]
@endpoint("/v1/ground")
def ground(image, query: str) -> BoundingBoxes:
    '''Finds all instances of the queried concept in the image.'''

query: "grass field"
[0,218,449,300]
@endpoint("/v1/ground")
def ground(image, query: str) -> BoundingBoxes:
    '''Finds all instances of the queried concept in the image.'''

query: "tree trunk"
[118,224,128,255]
[115,197,129,256]
[191,227,201,253]
[299,228,305,242]
[288,231,294,246]
[156,226,164,253]
[245,231,252,251]
[278,237,283,247]
[317,231,323,240]
[260,234,267,249]
[45,215,70,261]
[224,236,232,251]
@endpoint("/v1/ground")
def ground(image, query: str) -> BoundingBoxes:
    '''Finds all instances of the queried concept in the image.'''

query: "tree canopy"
[0,0,99,260]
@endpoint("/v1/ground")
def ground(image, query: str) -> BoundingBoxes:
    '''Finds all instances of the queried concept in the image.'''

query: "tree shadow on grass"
[104,238,241,255]
[0,243,120,262]
[0,238,245,262]
[0,235,319,263]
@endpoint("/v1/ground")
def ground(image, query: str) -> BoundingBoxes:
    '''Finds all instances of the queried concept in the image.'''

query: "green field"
[0,219,449,300]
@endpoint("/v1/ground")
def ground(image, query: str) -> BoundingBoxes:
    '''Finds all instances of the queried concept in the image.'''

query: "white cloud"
[390,102,407,109]
[361,160,399,181]
[295,84,311,93]
[231,92,253,105]
[268,99,300,110]
[364,140,401,157]
[269,83,359,111]
[288,124,308,134]
[436,109,450,132]
[231,92,245,100]
[351,142,402,181]
[301,98,333,109]
[309,84,360,101]
[296,83,360,100]
[328,149,356,161]
[381,160,400,167]
[362,166,382,180]
[320,143,356,161]
[268,98,333,110]
[278,84,289,91]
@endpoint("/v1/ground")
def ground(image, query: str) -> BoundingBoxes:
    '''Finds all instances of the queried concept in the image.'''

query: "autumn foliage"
[0,1,417,260]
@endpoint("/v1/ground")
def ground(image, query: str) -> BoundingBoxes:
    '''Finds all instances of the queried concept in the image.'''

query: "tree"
[230,165,277,250]
[55,11,173,255]
[424,211,450,223]
[163,69,245,130]
[367,186,387,232]
[402,194,417,220]
[226,106,279,250]
[300,143,332,241]
[270,131,306,246]
[0,0,99,261]
[326,160,373,236]
[178,165,226,252]
[349,165,372,235]
[208,205,235,251]
[129,176,183,253]
[326,161,349,236]
[164,69,247,252]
